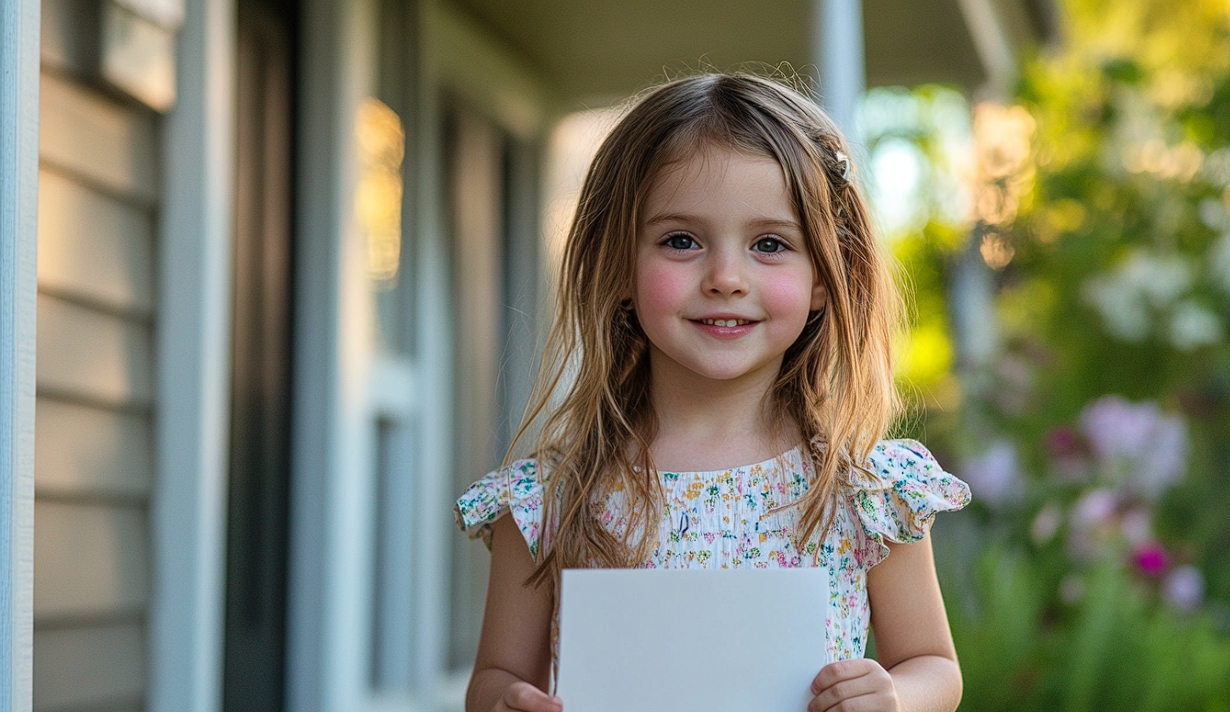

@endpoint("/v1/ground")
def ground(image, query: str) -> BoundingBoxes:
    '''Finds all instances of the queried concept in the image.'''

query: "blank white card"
[557,568,831,712]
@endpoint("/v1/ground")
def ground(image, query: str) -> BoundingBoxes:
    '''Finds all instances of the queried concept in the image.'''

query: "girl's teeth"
[702,319,748,326]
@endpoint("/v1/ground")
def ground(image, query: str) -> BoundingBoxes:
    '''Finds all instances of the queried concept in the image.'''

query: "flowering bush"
[958,395,1203,605]
[940,397,1230,711]
[874,0,1230,706]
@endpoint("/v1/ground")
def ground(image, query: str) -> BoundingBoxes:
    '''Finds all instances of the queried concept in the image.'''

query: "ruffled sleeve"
[454,458,548,558]
[847,439,970,567]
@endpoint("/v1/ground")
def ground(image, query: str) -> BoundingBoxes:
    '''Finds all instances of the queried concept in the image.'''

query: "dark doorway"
[224,0,297,708]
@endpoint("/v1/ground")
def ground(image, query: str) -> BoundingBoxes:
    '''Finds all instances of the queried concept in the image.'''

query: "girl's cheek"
[759,271,816,325]
[635,260,689,312]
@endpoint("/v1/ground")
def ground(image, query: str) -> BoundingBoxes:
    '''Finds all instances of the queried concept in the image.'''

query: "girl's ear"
[810,280,828,312]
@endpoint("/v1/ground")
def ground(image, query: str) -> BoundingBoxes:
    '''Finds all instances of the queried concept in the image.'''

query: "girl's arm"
[809,532,962,712]
[466,514,562,712]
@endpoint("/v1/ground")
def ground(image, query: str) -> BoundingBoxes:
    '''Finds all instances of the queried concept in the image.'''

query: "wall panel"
[34,398,152,500]
[35,64,159,712]
[33,500,150,619]
[36,294,153,407]
[38,71,158,203]
[38,168,155,315]
[32,622,146,711]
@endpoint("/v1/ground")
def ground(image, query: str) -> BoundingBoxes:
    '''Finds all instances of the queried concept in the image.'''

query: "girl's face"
[633,145,827,390]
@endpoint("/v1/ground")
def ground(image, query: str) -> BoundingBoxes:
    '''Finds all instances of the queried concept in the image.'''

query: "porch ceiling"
[447,0,1053,105]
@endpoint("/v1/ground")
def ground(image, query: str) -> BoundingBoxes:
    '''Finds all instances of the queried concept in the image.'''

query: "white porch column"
[286,0,377,708]
[151,0,235,708]
[813,0,866,146]
[0,0,40,707]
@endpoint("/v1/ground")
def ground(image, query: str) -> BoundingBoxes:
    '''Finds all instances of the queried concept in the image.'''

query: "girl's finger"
[502,681,563,712]
[808,678,865,712]
[811,691,891,712]
[811,658,876,694]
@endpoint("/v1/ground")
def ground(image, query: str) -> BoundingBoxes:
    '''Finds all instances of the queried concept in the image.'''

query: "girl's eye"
[665,233,696,250]
[753,237,785,253]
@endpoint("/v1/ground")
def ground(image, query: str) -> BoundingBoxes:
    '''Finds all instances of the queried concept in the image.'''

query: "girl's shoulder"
[860,439,964,489]
[454,458,550,558]
[842,439,971,566]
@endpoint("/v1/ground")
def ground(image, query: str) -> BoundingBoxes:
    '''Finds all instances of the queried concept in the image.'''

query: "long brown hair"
[513,73,902,587]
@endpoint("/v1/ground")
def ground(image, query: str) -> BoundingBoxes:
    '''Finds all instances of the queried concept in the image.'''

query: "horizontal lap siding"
[38,72,157,202]
[35,400,152,500]
[33,623,146,711]
[35,68,158,712]
[33,501,150,618]
[37,295,154,407]
[37,168,155,315]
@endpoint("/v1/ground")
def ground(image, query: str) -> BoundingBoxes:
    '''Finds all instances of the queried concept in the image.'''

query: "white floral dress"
[455,439,970,665]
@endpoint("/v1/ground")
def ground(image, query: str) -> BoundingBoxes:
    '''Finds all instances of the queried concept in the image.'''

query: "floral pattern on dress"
[454,457,549,558]
[454,438,970,665]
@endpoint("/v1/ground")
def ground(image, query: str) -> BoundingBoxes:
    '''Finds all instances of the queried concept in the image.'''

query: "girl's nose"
[703,248,748,296]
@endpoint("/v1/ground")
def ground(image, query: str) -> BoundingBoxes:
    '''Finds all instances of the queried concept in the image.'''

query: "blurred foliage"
[860,85,971,426]
[1001,0,1230,602]
[867,0,1230,707]
[952,550,1230,712]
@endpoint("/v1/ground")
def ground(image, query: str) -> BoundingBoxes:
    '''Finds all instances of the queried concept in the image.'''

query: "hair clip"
[834,150,853,184]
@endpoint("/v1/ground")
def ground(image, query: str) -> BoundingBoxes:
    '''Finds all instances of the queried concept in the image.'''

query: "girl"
[455,73,971,712]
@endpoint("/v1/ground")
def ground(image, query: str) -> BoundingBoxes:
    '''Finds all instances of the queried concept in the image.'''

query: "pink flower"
[1068,488,1119,560]
[1046,426,1090,482]
[1046,426,1085,458]
[959,439,1022,508]
[1119,505,1152,546]
[1163,565,1205,612]
[1079,396,1188,499]
[1073,488,1117,526]
[1133,541,1170,578]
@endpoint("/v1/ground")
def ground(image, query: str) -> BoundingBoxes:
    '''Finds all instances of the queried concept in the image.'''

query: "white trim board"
[1,0,40,709]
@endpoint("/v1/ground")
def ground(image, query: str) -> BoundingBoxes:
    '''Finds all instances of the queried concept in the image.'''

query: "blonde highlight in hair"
[512,73,902,588]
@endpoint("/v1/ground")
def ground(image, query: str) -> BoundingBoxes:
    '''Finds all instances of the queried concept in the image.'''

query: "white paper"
[557,568,831,712]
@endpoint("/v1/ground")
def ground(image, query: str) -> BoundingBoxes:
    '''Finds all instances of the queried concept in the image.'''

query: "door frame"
[284,1,551,710]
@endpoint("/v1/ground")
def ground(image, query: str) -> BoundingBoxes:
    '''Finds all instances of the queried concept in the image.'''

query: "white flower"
[1031,503,1063,545]
[1198,196,1228,230]
[1119,505,1153,546]
[1072,487,1118,526]
[1208,230,1230,293]
[1082,249,1195,342]
[1169,300,1222,350]
[1083,275,1149,341]
[1067,487,1119,560]
[1126,252,1192,308]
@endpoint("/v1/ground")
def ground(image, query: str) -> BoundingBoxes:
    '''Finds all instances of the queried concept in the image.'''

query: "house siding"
[34,68,158,712]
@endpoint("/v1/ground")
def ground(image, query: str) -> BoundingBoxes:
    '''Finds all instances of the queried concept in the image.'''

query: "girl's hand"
[808,658,901,712]
[493,681,562,712]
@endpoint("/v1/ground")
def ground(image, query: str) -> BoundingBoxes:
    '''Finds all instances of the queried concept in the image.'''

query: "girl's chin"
[654,358,784,386]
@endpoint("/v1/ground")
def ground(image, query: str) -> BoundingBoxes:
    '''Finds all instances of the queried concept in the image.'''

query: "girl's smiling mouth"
[690,316,759,338]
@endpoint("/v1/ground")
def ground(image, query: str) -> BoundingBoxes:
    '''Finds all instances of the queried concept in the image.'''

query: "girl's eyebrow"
[749,218,802,230]
[643,212,802,230]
